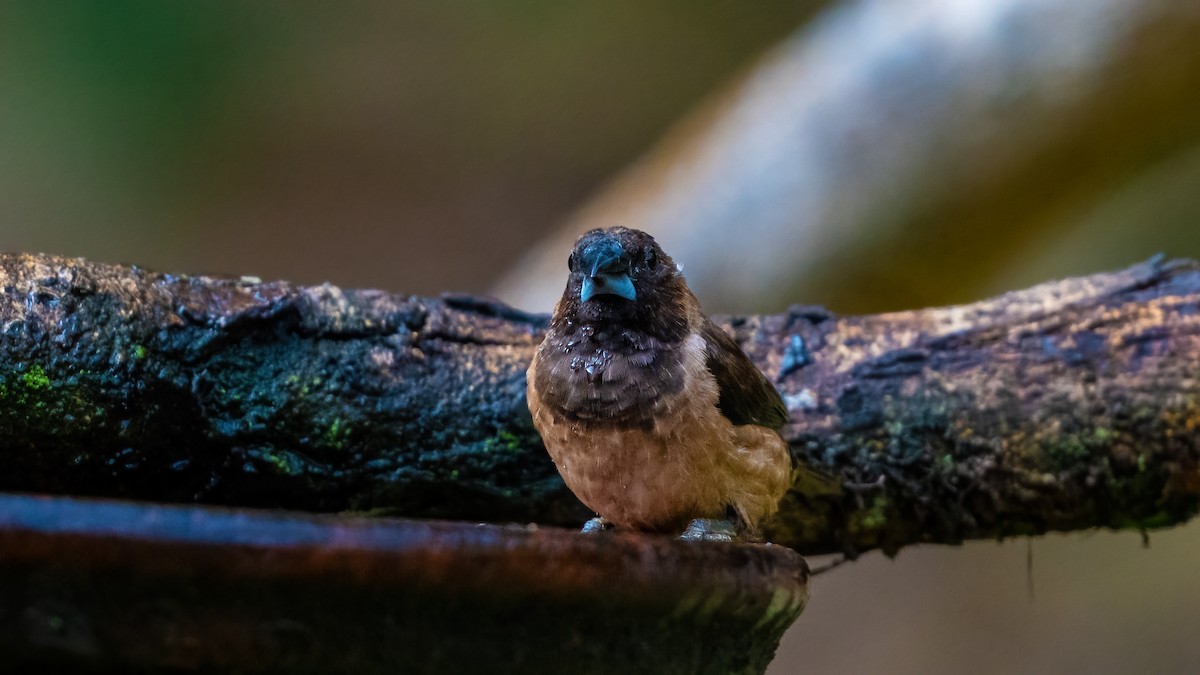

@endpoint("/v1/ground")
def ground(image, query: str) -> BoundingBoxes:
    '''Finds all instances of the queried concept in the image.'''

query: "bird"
[526,226,792,541]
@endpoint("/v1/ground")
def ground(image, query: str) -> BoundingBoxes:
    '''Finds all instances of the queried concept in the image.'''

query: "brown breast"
[528,332,790,533]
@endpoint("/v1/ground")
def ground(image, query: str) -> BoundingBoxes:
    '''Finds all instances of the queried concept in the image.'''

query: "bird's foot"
[680,518,738,542]
[580,517,613,534]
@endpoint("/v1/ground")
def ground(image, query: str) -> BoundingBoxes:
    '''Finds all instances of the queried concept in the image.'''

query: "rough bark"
[1,252,1198,556]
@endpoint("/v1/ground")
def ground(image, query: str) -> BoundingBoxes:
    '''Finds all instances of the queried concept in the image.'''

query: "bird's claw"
[679,518,737,542]
[580,517,613,534]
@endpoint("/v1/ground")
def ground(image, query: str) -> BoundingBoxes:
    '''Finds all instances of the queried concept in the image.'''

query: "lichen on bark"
[0,252,1198,556]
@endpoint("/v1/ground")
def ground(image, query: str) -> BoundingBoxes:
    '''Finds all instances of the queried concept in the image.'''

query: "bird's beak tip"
[580,272,635,303]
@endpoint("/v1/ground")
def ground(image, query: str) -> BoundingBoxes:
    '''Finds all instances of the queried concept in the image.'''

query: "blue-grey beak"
[578,238,636,303]
[581,273,636,303]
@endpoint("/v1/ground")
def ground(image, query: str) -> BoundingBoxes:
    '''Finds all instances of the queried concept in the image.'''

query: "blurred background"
[2,1,1200,672]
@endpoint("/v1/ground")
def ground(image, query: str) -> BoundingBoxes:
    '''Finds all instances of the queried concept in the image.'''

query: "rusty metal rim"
[0,493,808,602]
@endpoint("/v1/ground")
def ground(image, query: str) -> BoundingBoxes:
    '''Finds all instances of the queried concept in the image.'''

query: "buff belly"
[526,341,791,533]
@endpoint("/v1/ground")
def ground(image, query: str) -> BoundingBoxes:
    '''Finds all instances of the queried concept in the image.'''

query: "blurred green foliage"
[0,1,816,293]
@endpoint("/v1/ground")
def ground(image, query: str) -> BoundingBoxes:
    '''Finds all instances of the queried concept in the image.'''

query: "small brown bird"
[526,227,792,540]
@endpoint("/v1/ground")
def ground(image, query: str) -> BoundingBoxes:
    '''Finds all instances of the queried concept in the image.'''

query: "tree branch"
[495,0,1200,314]
[2,253,1198,555]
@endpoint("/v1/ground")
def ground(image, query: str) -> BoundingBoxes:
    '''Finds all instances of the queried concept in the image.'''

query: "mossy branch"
[1,253,1198,555]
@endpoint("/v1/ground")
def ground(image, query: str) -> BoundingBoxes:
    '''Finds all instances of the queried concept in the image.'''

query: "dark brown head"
[552,227,693,342]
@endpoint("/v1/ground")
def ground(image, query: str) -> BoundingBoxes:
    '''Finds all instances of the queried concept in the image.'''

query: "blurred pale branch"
[495,0,1200,314]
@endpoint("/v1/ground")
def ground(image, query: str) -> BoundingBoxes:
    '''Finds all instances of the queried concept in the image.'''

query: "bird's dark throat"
[556,287,690,345]
[534,321,688,431]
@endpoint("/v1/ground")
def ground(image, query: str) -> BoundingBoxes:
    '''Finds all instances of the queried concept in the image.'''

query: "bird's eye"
[568,252,577,272]
[643,248,658,270]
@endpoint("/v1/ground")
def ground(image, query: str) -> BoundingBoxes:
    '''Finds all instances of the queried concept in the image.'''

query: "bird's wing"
[700,320,789,430]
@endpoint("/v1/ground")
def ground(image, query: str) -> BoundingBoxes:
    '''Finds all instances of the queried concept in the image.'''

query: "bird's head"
[553,227,692,339]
